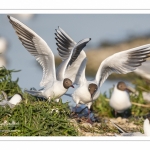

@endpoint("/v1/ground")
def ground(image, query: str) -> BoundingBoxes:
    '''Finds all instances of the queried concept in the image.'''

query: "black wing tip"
[54,33,58,37]
[7,15,10,19]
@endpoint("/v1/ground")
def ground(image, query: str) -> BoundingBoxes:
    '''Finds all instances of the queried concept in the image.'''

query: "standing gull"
[0,91,22,108]
[109,81,135,117]
[7,16,91,101]
[55,27,150,121]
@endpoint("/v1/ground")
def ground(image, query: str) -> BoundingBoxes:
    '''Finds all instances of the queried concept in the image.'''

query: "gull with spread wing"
[7,15,91,101]
[55,27,150,121]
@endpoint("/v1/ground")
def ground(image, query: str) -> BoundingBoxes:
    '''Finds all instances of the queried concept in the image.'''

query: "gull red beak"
[71,85,74,88]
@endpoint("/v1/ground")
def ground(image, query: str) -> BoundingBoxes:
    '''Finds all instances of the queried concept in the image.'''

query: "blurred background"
[0,14,150,105]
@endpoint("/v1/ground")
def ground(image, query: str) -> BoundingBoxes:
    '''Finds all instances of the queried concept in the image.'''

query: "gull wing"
[8,15,56,87]
[95,44,150,87]
[55,26,76,61]
[55,27,89,84]
[57,38,91,81]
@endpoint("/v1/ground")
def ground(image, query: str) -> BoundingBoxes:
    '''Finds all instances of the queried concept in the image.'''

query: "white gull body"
[9,94,22,105]
[72,81,100,108]
[0,92,22,108]
[8,15,90,100]
[109,84,131,113]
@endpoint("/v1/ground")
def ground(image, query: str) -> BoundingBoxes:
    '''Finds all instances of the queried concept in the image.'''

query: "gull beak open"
[126,86,136,93]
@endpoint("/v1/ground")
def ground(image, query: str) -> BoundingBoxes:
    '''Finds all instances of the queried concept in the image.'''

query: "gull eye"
[95,89,96,91]
[89,88,90,90]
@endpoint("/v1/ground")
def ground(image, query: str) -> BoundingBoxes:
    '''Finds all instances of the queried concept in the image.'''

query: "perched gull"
[7,15,91,101]
[55,27,150,121]
[109,81,135,117]
[0,91,22,108]
[110,117,150,136]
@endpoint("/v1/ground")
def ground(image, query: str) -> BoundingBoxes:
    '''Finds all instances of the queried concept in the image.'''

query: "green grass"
[0,99,78,136]
[92,93,113,118]
[0,67,149,136]
[130,77,150,116]
[0,67,22,96]
[0,67,78,136]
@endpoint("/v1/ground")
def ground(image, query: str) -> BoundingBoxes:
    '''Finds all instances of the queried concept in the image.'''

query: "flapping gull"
[7,15,91,101]
[55,27,150,119]
[110,117,150,136]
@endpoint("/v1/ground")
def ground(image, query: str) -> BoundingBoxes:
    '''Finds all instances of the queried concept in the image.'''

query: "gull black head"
[63,78,74,89]
[88,83,98,99]
[117,81,134,93]
[117,81,127,91]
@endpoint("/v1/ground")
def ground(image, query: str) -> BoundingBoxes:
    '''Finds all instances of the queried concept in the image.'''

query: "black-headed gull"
[0,91,22,108]
[109,81,135,117]
[110,117,150,136]
[55,27,150,120]
[7,15,91,101]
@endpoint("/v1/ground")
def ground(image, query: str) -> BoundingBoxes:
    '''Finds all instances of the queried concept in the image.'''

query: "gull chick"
[55,27,150,121]
[7,15,91,101]
[109,81,134,117]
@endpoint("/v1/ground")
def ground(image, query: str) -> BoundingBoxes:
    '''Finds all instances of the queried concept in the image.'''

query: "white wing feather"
[55,27,87,84]
[8,15,56,87]
[56,38,91,81]
[95,44,150,87]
